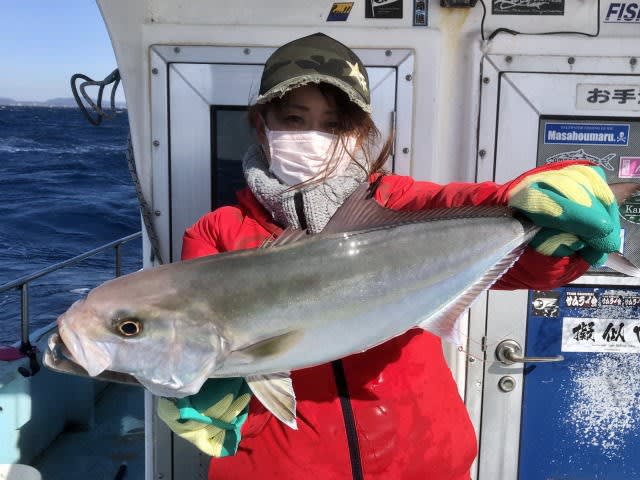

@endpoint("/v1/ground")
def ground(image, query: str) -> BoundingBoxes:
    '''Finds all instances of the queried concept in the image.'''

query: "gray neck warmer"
[242,144,367,233]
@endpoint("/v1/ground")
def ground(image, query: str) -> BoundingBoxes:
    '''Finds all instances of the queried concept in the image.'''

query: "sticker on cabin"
[531,290,560,317]
[562,316,640,353]
[365,0,403,19]
[620,194,640,224]
[619,157,640,179]
[544,149,616,171]
[413,0,427,26]
[327,2,354,21]
[544,123,630,146]
[577,84,640,112]
[604,2,640,23]
[492,0,565,15]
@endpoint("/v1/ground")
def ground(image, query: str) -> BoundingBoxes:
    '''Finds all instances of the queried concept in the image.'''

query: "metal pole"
[20,283,29,349]
[115,244,122,277]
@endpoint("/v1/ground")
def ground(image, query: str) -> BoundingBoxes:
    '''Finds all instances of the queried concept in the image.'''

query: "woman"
[165,33,620,479]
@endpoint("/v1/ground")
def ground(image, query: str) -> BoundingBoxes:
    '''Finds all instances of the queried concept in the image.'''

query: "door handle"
[495,339,564,365]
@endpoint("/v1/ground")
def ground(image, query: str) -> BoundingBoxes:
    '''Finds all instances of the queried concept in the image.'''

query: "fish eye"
[116,318,143,337]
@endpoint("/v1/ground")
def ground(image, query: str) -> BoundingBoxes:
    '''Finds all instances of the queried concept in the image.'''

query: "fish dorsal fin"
[246,373,297,430]
[420,240,534,344]
[322,183,515,235]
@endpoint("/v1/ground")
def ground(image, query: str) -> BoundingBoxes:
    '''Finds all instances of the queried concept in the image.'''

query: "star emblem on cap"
[346,61,368,93]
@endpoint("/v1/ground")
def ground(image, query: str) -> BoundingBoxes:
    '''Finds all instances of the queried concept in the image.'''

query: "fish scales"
[171,215,530,377]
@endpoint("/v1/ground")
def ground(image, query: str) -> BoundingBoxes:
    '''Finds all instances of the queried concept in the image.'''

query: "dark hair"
[248,83,392,186]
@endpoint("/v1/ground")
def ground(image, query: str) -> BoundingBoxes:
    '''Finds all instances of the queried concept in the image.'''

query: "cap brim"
[255,74,372,114]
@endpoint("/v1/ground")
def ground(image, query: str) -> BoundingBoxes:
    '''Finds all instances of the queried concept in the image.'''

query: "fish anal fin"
[420,243,531,344]
[246,373,297,429]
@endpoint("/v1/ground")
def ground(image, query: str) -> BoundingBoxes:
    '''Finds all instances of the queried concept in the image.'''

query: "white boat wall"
[3,1,640,479]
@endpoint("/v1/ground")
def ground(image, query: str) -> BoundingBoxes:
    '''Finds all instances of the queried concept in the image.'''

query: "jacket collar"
[236,187,284,237]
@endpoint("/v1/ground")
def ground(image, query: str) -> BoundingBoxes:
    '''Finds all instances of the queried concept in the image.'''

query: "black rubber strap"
[332,360,364,480]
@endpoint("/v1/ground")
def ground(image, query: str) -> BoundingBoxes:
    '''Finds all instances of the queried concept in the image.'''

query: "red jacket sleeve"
[373,166,590,290]
[181,211,223,261]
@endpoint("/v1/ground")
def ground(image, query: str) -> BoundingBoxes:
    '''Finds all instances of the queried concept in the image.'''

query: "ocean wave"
[0,142,126,155]
[0,107,140,344]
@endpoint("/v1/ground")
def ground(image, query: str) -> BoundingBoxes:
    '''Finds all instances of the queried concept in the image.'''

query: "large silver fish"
[44,184,640,428]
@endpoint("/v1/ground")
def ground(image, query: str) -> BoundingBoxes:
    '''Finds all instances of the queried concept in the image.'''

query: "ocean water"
[0,106,141,345]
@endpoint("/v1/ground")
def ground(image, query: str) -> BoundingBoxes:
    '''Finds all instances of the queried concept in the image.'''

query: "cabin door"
[148,44,414,480]
[472,56,640,480]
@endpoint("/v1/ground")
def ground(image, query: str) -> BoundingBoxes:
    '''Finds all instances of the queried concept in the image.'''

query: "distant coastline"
[0,97,127,109]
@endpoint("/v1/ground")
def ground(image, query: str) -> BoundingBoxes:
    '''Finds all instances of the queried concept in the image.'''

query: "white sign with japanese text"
[577,84,640,111]
[562,317,640,353]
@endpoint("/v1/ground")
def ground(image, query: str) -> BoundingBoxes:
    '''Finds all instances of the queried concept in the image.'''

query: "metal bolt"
[157,474,164,480]
[468,356,476,363]
[405,74,413,81]
[505,55,513,63]
[402,147,409,154]
[498,376,516,392]
[152,140,160,147]
[631,57,637,66]
[385,50,392,57]
[482,77,490,84]
[479,149,486,158]
[174,47,181,54]
[154,210,162,216]
[568,57,575,65]
[243,48,251,55]
[151,68,158,75]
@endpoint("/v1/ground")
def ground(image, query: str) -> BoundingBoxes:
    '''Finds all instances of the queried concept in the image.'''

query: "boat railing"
[0,231,141,375]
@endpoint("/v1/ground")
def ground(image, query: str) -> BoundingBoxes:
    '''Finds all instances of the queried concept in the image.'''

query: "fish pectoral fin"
[246,373,297,430]
[235,330,302,360]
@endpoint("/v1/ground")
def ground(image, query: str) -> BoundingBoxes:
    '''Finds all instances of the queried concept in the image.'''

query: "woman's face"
[265,84,340,134]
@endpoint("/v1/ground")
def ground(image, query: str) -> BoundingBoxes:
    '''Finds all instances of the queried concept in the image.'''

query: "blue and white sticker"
[604,2,640,23]
[544,123,630,146]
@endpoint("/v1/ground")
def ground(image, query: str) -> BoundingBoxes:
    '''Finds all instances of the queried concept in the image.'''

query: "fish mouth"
[43,332,141,387]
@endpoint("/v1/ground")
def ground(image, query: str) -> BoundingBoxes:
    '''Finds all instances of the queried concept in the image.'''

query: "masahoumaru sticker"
[366,0,403,18]
[543,122,630,146]
[327,2,354,21]
[492,0,565,15]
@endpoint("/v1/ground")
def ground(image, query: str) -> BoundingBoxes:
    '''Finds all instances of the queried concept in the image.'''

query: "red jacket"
[182,166,589,480]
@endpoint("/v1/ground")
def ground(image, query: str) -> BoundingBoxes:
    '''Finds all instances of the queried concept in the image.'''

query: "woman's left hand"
[507,164,620,266]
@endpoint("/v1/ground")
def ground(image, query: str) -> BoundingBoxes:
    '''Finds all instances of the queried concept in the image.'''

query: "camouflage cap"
[257,33,371,113]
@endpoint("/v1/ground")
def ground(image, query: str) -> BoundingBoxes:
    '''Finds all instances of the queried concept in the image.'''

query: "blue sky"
[0,1,122,102]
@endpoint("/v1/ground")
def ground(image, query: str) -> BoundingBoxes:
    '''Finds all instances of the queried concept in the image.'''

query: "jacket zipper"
[332,360,364,480]
[294,193,363,479]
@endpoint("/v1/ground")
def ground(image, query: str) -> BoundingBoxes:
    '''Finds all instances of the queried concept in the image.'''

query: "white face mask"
[264,127,358,186]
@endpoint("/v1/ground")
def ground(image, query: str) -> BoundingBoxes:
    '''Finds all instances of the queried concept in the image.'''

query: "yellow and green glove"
[157,378,252,457]
[507,164,620,267]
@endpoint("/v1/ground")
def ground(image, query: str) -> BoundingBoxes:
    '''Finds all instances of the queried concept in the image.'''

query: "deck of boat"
[31,383,144,480]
